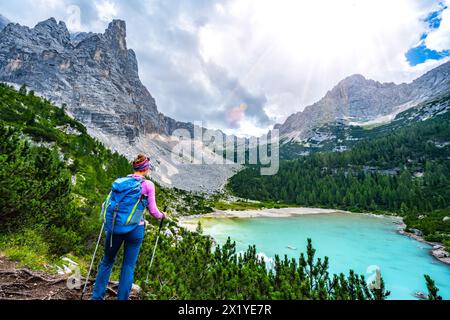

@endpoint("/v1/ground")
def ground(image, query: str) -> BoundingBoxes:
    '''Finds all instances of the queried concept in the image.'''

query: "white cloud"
[221,117,270,138]
[95,0,117,22]
[37,0,60,9]
[425,0,450,51]
[197,0,447,121]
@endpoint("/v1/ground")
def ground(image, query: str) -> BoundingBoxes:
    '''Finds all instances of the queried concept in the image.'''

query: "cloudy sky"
[1,0,449,136]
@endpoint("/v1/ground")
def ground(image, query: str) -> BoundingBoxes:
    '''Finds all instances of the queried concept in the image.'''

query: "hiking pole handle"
[159,206,168,230]
[158,218,164,233]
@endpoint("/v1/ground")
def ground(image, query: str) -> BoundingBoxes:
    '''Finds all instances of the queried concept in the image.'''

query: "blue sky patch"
[425,9,444,29]
[406,2,449,66]
[406,44,450,66]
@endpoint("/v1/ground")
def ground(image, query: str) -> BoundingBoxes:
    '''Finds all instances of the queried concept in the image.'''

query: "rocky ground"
[91,130,241,193]
[0,255,140,300]
[397,229,450,266]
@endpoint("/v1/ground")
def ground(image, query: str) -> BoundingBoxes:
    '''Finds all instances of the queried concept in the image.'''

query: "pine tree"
[424,275,442,300]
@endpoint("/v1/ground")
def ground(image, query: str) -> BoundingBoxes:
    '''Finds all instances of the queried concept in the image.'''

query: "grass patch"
[0,228,52,271]
[0,228,92,275]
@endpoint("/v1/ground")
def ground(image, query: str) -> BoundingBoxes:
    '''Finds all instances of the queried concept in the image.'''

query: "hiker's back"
[102,176,148,234]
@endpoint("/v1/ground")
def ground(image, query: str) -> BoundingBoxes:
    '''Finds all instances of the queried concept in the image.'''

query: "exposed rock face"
[0,18,193,144]
[0,17,238,192]
[276,62,450,141]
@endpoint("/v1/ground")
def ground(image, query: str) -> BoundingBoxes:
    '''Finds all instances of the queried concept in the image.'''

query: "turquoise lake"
[191,212,450,300]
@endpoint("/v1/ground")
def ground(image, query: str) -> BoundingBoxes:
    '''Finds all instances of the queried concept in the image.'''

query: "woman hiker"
[91,154,166,300]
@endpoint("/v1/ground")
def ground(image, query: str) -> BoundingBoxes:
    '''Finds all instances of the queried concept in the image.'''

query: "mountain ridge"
[0,17,193,143]
[1,16,449,191]
[276,60,450,142]
[0,17,240,192]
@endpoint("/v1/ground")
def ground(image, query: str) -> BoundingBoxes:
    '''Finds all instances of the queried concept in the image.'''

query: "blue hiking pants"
[92,225,145,300]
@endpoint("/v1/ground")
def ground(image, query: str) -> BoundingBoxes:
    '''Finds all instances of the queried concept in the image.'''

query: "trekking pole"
[81,223,104,300]
[145,209,166,284]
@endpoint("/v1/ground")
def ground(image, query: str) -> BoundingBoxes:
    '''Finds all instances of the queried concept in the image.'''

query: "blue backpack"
[101,176,148,238]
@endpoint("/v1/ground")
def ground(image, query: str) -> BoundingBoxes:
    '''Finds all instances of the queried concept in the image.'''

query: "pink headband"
[133,158,150,172]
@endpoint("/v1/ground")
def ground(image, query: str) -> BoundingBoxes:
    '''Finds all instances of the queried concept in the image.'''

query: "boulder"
[433,249,450,259]
[414,291,427,300]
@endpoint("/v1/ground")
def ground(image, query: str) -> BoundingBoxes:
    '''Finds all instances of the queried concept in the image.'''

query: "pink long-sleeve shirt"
[129,174,165,224]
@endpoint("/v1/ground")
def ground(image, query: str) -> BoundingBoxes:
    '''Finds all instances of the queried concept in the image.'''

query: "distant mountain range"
[280,93,450,159]
[275,61,450,142]
[0,15,448,191]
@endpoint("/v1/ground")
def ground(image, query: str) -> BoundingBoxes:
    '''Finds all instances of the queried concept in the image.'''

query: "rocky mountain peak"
[0,17,199,144]
[35,17,58,28]
[104,19,127,51]
[323,74,385,103]
[332,74,385,92]
[278,60,450,142]
[34,17,71,47]
[107,19,126,34]
[340,74,367,84]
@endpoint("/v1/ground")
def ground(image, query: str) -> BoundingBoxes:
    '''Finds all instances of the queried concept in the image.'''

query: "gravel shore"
[178,207,349,232]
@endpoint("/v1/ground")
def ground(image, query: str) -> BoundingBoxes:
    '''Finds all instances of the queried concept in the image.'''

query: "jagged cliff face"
[0,18,192,144]
[276,61,450,141]
[0,18,238,193]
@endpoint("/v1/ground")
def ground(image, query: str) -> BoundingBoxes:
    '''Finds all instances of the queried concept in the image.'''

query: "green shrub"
[23,126,59,142]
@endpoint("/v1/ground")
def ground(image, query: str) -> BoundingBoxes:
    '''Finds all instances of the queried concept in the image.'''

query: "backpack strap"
[125,193,145,225]
[100,192,112,222]
[110,204,120,248]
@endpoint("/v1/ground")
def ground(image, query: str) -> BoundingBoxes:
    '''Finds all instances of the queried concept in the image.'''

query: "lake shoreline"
[397,227,450,266]
[179,207,450,266]
[388,219,450,266]
[181,207,351,220]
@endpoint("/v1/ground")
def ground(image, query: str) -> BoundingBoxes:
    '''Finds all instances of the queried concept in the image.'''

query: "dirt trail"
[0,255,139,300]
